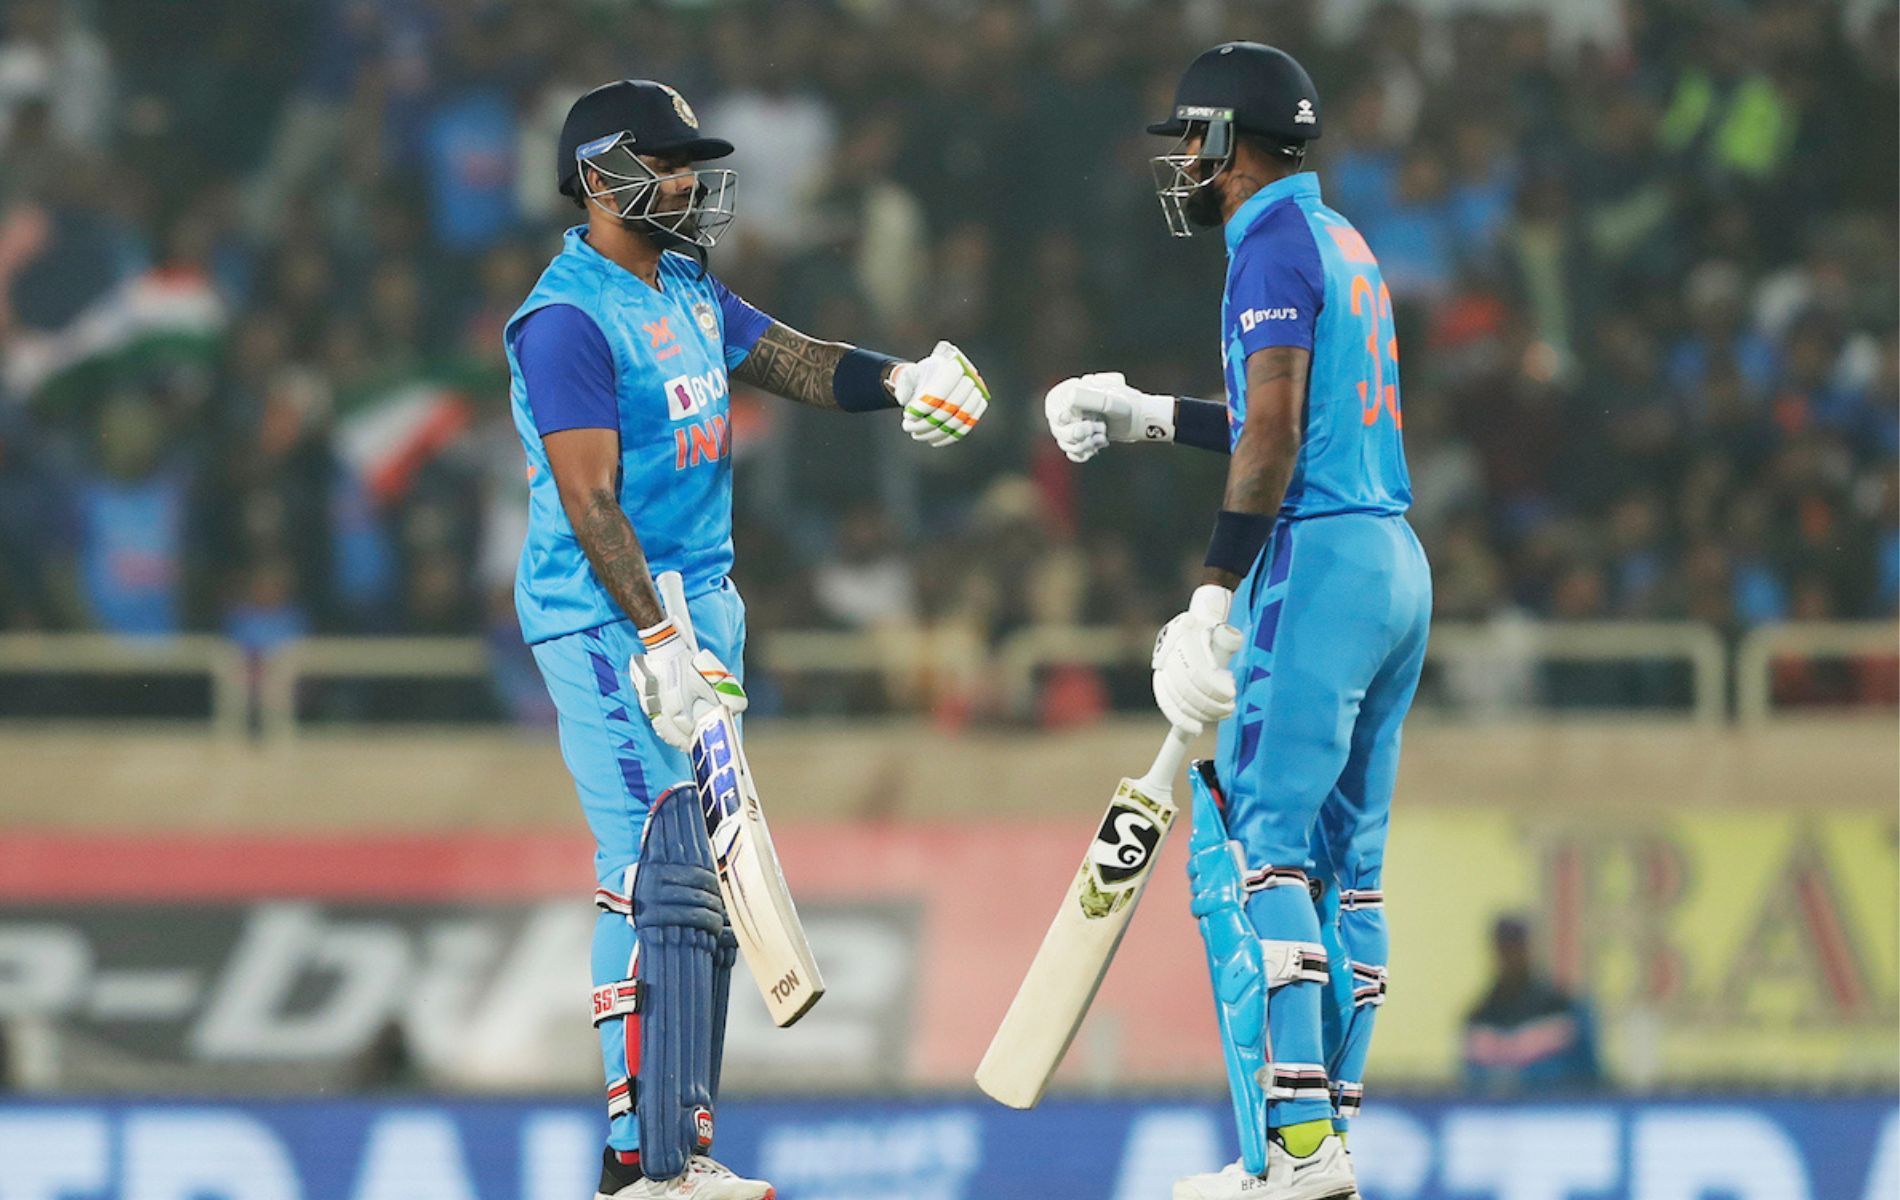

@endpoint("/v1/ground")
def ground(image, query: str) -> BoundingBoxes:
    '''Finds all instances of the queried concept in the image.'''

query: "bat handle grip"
[1138,726,1194,793]
[655,570,700,653]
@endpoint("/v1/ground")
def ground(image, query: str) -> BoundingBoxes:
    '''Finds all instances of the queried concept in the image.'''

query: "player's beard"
[631,211,699,252]
[621,188,696,250]
[1183,182,1225,230]
[627,178,733,258]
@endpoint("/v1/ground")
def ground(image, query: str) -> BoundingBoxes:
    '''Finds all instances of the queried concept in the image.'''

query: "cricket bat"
[657,571,825,1027]
[975,724,1193,1108]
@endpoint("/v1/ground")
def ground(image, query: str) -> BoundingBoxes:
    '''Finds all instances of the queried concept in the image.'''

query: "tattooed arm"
[542,427,664,628]
[730,321,897,409]
[1203,345,1309,590]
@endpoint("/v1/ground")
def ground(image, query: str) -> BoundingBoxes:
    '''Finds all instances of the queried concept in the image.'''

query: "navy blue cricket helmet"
[559,80,737,250]
[1149,43,1321,236]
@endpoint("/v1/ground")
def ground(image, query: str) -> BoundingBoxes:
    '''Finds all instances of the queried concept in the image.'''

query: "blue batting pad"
[1186,760,1271,1175]
[634,784,726,1180]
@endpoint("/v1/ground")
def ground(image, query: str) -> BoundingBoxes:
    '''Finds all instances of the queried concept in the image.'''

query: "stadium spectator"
[0,0,1890,720]
[1462,915,1603,1096]
[0,0,113,153]
[72,392,196,636]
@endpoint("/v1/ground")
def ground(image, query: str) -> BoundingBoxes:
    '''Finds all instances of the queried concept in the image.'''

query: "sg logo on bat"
[1089,805,1161,887]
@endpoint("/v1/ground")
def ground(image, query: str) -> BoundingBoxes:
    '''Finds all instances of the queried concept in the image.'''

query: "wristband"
[637,618,682,655]
[835,347,902,413]
[1175,396,1233,453]
[1204,509,1276,578]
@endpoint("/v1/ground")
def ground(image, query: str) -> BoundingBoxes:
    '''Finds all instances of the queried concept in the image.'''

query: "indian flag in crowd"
[333,380,474,505]
[3,264,225,405]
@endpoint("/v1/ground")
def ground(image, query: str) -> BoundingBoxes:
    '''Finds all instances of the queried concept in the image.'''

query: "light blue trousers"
[1211,513,1430,1132]
[531,579,746,1154]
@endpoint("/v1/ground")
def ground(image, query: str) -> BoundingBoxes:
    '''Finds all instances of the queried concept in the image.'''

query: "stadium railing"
[255,635,495,740]
[1735,620,1899,725]
[241,619,1741,734]
[0,632,249,737]
[2,619,1891,736]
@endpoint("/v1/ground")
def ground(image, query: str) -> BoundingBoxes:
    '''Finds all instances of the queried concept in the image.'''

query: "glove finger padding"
[1181,622,1242,715]
[1153,683,1203,738]
[1176,668,1237,721]
[1057,423,1108,463]
[902,343,987,446]
[628,656,681,750]
[692,649,747,714]
[904,374,981,444]
[630,641,720,753]
[1152,660,1204,733]
[1151,588,1241,732]
[1044,378,1081,424]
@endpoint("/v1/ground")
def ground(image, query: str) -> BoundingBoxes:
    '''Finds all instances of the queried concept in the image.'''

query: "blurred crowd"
[0,0,1893,720]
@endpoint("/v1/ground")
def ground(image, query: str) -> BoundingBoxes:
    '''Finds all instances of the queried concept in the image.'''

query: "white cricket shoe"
[1172,1135,1359,1200]
[595,1155,776,1200]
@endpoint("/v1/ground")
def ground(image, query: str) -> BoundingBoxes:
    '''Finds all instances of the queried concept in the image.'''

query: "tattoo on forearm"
[731,321,850,408]
[573,487,664,628]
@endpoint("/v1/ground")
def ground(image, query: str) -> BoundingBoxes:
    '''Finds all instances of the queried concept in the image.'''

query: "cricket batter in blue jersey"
[1045,43,1429,1200]
[509,81,989,1200]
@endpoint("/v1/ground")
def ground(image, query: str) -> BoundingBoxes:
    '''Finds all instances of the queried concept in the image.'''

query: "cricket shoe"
[1172,1135,1359,1200]
[595,1153,776,1200]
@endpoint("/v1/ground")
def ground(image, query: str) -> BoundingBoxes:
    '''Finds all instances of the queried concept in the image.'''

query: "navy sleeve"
[516,305,619,436]
[1228,206,1324,356]
[709,274,772,368]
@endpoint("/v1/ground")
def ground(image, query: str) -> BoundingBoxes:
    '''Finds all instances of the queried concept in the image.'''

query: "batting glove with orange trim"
[628,618,747,752]
[893,340,989,447]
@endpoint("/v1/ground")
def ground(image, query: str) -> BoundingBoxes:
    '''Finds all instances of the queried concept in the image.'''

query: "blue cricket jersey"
[1220,172,1411,518]
[505,227,770,644]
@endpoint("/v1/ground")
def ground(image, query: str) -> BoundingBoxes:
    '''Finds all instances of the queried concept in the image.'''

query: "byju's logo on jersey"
[663,368,729,421]
[1238,307,1300,332]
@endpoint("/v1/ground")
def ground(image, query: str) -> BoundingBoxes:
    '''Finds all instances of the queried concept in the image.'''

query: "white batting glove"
[1043,372,1174,463]
[1152,585,1243,737]
[627,619,748,752]
[892,340,989,447]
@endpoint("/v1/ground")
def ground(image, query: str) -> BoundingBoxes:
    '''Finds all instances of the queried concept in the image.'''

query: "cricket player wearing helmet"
[1044,43,1430,1200]
[506,80,990,1200]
